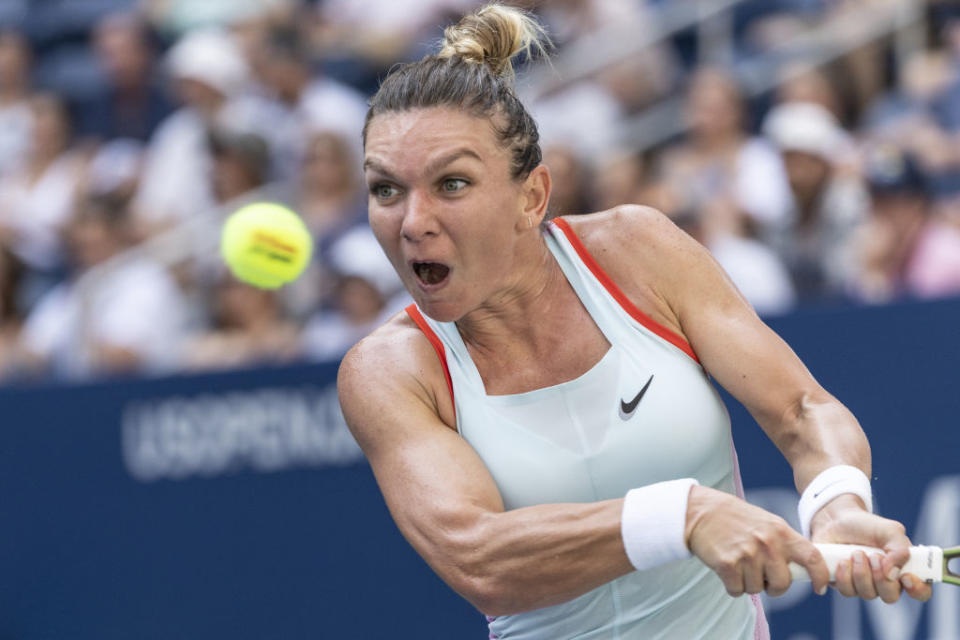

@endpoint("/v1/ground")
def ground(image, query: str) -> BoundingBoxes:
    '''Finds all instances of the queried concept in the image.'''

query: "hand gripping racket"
[789,544,960,585]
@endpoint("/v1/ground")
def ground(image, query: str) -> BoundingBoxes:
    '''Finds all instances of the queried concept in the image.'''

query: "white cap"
[327,227,403,297]
[166,29,249,96]
[763,101,844,160]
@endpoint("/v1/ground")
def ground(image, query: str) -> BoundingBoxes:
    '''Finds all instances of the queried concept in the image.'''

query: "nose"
[400,189,440,243]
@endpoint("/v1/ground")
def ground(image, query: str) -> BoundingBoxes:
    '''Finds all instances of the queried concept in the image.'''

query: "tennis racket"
[789,544,960,585]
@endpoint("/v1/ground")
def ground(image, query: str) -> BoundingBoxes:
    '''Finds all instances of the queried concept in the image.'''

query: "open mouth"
[412,261,450,286]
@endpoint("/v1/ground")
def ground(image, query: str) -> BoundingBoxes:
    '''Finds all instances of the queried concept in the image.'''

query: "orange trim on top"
[405,304,456,419]
[551,218,700,364]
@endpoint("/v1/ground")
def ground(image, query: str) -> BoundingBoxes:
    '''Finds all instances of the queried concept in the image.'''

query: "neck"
[456,233,569,358]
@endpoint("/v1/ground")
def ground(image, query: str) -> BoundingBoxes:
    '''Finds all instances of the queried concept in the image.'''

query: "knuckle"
[715,563,738,583]
[717,554,741,574]
[767,575,790,595]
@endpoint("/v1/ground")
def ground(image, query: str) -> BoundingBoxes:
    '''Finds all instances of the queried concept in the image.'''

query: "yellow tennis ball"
[220,202,313,289]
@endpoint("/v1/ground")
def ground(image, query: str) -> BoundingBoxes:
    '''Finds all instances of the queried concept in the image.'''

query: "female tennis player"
[337,5,931,638]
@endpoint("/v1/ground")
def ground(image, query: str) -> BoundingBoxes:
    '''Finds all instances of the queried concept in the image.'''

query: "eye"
[370,183,399,200]
[441,178,469,193]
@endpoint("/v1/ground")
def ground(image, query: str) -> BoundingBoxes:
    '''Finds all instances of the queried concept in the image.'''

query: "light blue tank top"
[408,218,768,639]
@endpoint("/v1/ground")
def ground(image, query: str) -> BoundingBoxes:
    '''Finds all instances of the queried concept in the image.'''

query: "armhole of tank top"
[405,304,456,422]
[550,217,700,364]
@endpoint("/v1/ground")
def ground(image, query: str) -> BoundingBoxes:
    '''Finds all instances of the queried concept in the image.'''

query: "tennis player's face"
[364,107,536,321]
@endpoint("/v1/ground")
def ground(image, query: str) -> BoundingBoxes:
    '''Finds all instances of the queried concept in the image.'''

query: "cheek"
[367,207,406,264]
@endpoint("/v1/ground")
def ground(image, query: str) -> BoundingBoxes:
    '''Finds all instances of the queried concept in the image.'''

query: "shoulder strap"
[549,218,699,364]
[405,304,456,420]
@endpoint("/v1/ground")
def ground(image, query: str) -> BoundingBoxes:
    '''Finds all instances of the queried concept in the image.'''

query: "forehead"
[364,107,509,173]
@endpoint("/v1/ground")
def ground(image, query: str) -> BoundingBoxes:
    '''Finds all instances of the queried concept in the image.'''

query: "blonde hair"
[437,4,549,78]
[364,3,550,179]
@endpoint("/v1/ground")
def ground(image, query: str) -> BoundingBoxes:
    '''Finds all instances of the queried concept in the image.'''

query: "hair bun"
[438,4,548,78]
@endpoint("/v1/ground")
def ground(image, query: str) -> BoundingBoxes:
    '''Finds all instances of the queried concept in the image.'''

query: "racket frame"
[944,546,960,586]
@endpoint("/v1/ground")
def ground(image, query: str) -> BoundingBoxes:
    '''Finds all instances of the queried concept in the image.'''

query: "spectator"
[775,64,844,121]
[762,101,868,302]
[862,50,960,195]
[278,129,367,317]
[16,195,190,380]
[535,0,678,114]
[143,0,297,39]
[544,144,592,217]
[208,126,271,205]
[83,137,145,204]
[75,12,174,143]
[529,79,624,162]
[0,29,33,179]
[312,0,481,70]
[851,145,960,302]
[133,28,259,232]
[0,93,88,288]
[675,199,797,317]
[302,226,407,361]
[249,24,369,179]
[591,149,650,213]
[0,244,26,379]
[658,68,792,230]
[183,273,302,371]
[295,130,364,246]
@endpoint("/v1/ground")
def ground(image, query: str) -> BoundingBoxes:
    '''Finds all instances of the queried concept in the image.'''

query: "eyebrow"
[363,148,483,180]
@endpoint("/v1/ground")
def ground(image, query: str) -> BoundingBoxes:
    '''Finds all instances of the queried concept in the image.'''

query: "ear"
[516,164,551,231]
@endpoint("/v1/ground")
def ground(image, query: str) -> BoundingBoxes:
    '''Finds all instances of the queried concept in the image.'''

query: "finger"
[871,553,902,604]
[743,557,765,595]
[834,557,857,597]
[881,546,909,576]
[851,551,878,600]
[717,563,745,598]
[791,541,829,596]
[763,559,792,598]
[879,550,903,584]
[900,574,933,603]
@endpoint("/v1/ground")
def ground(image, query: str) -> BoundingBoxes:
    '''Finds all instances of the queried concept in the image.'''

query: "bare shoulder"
[337,310,456,449]
[562,205,693,259]
[558,206,710,333]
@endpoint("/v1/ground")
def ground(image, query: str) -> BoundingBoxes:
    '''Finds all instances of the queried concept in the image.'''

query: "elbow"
[458,573,524,617]
[458,575,509,616]
[439,520,523,616]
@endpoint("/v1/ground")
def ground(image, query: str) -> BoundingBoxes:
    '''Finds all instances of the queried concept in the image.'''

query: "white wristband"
[621,478,699,571]
[798,465,873,538]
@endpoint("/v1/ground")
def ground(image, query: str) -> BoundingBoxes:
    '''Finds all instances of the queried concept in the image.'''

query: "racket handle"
[789,544,943,583]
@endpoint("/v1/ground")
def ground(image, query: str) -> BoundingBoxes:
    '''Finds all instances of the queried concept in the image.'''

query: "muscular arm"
[580,206,928,601]
[338,323,633,615]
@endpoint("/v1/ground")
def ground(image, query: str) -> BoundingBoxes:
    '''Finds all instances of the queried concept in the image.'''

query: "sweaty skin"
[339,107,931,614]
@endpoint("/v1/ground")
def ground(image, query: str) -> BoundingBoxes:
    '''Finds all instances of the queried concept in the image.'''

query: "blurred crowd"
[0,0,959,385]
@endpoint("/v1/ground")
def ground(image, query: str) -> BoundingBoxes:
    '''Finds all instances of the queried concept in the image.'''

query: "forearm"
[769,390,871,492]
[418,499,633,616]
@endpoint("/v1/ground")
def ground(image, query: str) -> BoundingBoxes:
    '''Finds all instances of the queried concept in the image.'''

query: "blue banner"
[2,298,959,639]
